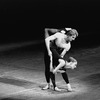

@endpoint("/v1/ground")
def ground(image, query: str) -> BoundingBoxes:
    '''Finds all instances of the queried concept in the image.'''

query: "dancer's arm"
[44,28,59,38]
[60,41,71,58]
[60,48,68,58]
[45,33,58,56]
[50,55,53,72]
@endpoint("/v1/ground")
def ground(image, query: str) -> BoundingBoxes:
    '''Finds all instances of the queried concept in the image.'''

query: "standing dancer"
[43,28,78,91]
[43,28,61,91]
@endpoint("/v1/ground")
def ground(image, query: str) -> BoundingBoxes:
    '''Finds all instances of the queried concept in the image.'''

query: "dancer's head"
[66,29,78,41]
[65,57,77,69]
[66,29,78,37]
[58,28,78,42]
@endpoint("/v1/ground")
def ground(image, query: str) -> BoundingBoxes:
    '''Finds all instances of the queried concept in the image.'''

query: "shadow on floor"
[0,98,25,100]
[0,76,40,89]
[80,72,100,85]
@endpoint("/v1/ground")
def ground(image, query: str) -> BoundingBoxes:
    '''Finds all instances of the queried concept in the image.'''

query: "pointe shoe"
[42,84,50,90]
[54,87,61,92]
[67,84,73,92]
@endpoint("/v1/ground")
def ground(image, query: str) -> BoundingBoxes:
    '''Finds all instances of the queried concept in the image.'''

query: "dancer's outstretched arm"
[44,28,59,38]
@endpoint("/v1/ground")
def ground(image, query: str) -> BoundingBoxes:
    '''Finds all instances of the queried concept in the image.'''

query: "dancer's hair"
[68,57,77,62]
[59,28,78,37]
[67,29,78,37]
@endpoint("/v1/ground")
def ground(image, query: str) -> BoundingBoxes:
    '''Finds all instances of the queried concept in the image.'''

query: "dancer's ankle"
[42,83,50,90]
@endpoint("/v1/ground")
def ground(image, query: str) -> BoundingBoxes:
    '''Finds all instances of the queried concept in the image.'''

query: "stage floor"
[0,41,100,100]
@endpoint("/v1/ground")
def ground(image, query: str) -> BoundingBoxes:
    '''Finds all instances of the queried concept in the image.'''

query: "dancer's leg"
[50,72,61,91]
[42,49,51,90]
[61,72,72,91]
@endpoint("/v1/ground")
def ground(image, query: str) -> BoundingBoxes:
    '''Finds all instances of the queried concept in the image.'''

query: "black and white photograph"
[0,0,100,100]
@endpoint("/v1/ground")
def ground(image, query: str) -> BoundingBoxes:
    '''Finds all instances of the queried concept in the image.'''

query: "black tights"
[44,48,69,88]
[61,72,69,84]
[50,72,69,88]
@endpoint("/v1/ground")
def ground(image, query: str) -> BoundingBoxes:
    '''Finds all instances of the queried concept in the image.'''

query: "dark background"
[0,0,100,48]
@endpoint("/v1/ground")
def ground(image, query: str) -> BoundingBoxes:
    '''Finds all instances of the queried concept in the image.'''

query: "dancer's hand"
[48,51,52,57]
[50,67,54,72]
[65,28,72,31]
[53,70,57,74]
